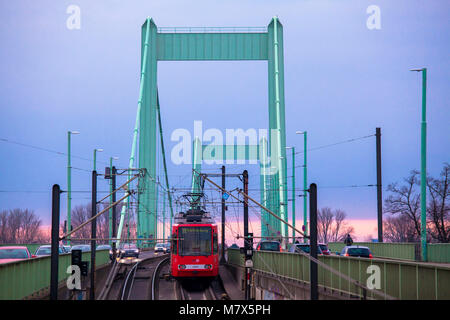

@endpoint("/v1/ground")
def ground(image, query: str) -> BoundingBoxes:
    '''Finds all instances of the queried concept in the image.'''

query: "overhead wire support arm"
[59,173,139,241]
[195,169,308,239]
[60,191,132,241]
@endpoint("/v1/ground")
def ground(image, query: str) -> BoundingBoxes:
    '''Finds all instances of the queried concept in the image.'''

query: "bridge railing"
[0,249,110,300]
[428,243,450,263]
[328,242,450,263]
[227,248,450,300]
[327,242,418,261]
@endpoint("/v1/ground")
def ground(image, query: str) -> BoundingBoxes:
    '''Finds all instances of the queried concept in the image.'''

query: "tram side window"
[171,233,177,255]
[213,233,218,254]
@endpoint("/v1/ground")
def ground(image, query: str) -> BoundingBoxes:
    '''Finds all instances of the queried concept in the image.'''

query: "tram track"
[98,253,168,300]
[173,277,229,301]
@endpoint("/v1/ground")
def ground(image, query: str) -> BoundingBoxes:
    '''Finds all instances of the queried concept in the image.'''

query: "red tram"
[170,208,219,278]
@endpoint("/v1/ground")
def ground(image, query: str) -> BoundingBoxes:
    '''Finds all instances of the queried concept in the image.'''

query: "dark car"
[256,241,282,252]
[289,243,323,255]
[339,246,373,258]
[71,245,91,252]
[319,243,331,255]
[118,243,139,258]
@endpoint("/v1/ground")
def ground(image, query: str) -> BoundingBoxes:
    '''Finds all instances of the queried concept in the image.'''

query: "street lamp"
[67,130,80,246]
[286,146,296,242]
[296,131,307,242]
[410,67,427,261]
[93,148,103,171]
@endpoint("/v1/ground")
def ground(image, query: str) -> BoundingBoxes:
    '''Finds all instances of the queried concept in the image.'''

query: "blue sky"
[0,0,448,231]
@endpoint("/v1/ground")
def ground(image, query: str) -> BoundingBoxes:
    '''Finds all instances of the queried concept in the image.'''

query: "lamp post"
[410,67,427,261]
[286,147,296,243]
[109,156,119,245]
[93,148,103,171]
[67,130,80,246]
[296,131,307,242]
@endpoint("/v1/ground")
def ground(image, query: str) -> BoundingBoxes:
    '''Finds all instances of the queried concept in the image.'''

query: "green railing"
[328,242,418,261]
[227,248,450,300]
[0,249,110,300]
[428,244,450,263]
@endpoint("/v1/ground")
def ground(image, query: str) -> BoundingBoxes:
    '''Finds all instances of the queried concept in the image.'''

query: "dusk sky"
[0,1,448,241]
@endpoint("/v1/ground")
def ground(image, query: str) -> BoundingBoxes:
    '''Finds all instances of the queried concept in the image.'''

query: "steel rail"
[151,257,170,300]
[121,261,140,300]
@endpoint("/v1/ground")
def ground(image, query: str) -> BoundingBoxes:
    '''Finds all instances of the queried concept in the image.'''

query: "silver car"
[34,245,66,256]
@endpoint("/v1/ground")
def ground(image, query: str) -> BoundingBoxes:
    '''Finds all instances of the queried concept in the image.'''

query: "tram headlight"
[178,264,186,270]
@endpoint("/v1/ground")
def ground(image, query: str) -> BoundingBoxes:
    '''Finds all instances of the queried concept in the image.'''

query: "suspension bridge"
[0,17,449,302]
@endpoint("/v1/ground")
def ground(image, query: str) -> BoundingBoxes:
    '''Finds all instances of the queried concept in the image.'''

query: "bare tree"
[383,215,419,242]
[0,209,47,243]
[384,170,422,238]
[0,210,9,243]
[317,208,354,243]
[427,163,450,243]
[384,165,450,243]
[69,202,124,245]
[318,207,334,243]
[330,209,346,242]
[336,225,355,242]
[70,204,91,244]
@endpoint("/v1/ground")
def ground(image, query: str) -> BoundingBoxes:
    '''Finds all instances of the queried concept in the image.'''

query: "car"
[70,245,91,252]
[63,245,71,253]
[96,244,112,251]
[229,244,239,249]
[289,243,323,255]
[163,243,171,253]
[0,246,33,264]
[154,243,166,253]
[118,243,139,258]
[339,245,373,258]
[256,240,282,252]
[319,243,331,255]
[34,245,66,256]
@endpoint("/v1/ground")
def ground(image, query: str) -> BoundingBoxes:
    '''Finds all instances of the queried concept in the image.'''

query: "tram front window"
[179,227,212,256]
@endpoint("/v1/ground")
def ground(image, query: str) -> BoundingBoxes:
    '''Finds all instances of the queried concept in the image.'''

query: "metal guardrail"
[428,244,450,263]
[227,248,450,300]
[328,242,450,263]
[0,249,110,300]
[327,242,417,261]
[157,26,268,33]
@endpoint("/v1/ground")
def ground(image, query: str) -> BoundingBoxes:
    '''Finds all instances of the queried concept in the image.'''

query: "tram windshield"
[179,227,212,256]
